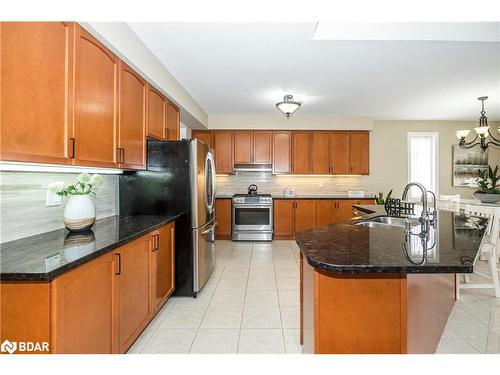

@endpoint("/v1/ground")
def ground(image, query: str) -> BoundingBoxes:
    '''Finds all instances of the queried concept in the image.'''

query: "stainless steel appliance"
[232,187,273,241]
[119,139,216,297]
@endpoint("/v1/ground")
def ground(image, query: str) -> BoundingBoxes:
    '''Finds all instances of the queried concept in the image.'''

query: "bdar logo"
[1,340,17,354]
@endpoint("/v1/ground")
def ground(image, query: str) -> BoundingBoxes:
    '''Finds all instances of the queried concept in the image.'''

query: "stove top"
[233,193,272,197]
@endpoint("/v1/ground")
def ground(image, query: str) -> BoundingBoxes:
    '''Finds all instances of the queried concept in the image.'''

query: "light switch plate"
[45,190,61,206]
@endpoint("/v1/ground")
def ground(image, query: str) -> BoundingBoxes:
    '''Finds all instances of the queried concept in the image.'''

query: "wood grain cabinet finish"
[166,101,180,140]
[273,199,295,239]
[253,130,272,164]
[292,132,313,174]
[51,252,115,354]
[150,223,175,314]
[315,200,336,227]
[147,86,166,140]
[215,198,232,239]
[191,130,214,149]
[214,131,234,174]
[330,132,351,175]
[73,25,119,168]
[118,62,147,170]
[312,132,331,174]
[234,131,253,164]
[294,200,317,233]
[350,131,370,175]
[0,22,74,165]
[272,131,291,174]
[114,233,151,354]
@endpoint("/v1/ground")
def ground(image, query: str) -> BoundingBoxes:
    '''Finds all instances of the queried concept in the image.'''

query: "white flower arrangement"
[48,173,103,197]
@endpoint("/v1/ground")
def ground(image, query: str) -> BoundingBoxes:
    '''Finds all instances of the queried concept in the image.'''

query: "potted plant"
[472,166,500,203]
[374,189,393,205]
[48,173,103,232]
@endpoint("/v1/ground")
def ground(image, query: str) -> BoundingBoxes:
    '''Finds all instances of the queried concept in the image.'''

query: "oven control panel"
[233,195,273,204]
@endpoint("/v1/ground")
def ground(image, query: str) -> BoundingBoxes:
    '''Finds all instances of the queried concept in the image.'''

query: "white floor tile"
[141,328,197,354]
[238,329,285,354]
[159,306,207,329]
[278,290,300,307]
[277,276,300,291]
[242,307,282,328]
[283,328,302,354]
[189,328,240,354]
[280,306,300,328]
[201,306,243,328]
[245,289,279,307]
[210,289,246,307]
[217,276,248,290]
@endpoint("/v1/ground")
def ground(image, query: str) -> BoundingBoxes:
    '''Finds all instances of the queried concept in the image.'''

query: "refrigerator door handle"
[201,221,218,235]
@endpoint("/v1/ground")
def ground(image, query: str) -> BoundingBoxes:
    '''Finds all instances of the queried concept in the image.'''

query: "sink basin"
[354,216,420,229]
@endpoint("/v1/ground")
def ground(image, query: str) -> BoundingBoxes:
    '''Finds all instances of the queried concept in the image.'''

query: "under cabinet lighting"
[0,162,123,174]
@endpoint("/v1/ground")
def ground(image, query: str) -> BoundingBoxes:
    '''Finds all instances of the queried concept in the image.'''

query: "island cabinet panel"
[273,199,295,239]
[192,130,214,149]
[147,86,166,140]
[215,198,232,239]
[330,132,351,175]
[118,62,147,170]
[73,25,119,168]
[350,131,370,175]
[253,130,272,164]
[166,101,180,140]
[272,131,291,174]
[114,234,151,354]
[292,132,313,174]
[234,130,253,164]
[150,223,176,314]
[294,200,317,233]
[214,131,234,174]
[0,22,74,165]
[51,253,115,354]
[312,132,331,174]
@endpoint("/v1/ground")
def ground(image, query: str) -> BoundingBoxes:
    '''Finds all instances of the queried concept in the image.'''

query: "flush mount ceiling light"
[456,96,500,151]
[276,95,301,119]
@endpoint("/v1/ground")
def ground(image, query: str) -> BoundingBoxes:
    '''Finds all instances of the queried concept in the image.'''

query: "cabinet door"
[234,131,253,164]
[274,199,295,239]
[74,25,118,168]
[272,131,291,174]
[253,130,272,164]
[115,234,151,353]
[51,253,115,354]
[192,130,214,149]
[330,132,351,175]
[294,200,317,233]
[166,101,180,140]
[316,200,336,226]
[118,62,146,170]
[292,132,313,174]
[215,199,232,238]
[335,200,356,222]
[214,131,234,174]
[312,132,331,174]
[151,223,175,313]
[1,22,74,165]
[350,131,370,175]
[147,86,166,140]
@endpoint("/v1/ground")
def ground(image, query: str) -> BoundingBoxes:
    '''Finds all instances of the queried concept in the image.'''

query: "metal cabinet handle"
[152,234,160,251]
[115,253,121,275]
[121,148,125,164]
[69,138,75,159]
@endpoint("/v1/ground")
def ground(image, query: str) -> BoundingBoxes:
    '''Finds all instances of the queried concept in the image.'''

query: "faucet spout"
[401,182,430,233]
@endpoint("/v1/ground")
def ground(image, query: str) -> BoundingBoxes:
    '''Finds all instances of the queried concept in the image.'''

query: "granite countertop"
[216,194,374,200]
[295,205,488,275]
[0,214,183,282]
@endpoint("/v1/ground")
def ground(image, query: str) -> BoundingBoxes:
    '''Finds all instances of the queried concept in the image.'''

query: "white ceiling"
[129,22,500,121]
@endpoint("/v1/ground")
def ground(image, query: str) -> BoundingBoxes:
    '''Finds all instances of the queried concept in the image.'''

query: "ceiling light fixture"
[456,96,500,151]
[276,95,301,119]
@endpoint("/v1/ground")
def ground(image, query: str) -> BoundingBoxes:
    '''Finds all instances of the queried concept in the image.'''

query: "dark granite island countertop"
[0,214,182,282]
[295,204,488,275]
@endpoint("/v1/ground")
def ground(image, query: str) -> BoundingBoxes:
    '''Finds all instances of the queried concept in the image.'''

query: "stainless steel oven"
[232,194,273,241]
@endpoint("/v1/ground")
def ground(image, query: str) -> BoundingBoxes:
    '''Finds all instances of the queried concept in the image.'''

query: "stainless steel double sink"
[354,216,420,229]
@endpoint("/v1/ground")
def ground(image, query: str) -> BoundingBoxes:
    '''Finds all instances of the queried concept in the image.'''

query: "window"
[407,132,438,199]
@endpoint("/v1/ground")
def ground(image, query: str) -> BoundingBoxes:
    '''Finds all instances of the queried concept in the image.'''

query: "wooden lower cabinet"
[215,198,232,239]
[294,200,316,233]
[0,222,175,354]
[274,199,295,239]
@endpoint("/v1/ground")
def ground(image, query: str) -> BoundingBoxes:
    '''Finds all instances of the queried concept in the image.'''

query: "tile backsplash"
[0,171,118,243]
[216,171,374,196]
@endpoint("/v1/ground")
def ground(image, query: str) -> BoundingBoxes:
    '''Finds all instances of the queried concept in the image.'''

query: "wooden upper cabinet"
[166,101,180,140]
[294,200,317,233]
[150,223,175,314]
[74,25,118,168]
[312,132,331,174]
[147,86,166,140]
[350,131,370,175]
[118,62,146,170]
[234,131,253,164]
[0,22,74,164]
[192,130,214,149]
[253,130,272,164]
[51,252,115,354]
[272,131,291,174]
[292,132,313,174]
[214,131,234,174]
[274,199,295,239]
[330,132,351,175]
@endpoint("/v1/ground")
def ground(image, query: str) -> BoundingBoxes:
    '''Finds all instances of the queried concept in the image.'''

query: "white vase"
[63,195,96,232]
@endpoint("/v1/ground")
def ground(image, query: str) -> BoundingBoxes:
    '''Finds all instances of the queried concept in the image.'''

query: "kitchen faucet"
[402,182,430,233]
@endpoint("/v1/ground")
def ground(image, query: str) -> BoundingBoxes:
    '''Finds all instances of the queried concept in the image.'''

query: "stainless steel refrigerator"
[119,139,216,297]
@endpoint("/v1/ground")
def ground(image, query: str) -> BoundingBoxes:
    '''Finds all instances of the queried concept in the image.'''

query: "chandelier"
[456,96,500,151]
[276,95,301,119]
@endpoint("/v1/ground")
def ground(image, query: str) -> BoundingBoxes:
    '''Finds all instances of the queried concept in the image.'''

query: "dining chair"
[438,194,461,212]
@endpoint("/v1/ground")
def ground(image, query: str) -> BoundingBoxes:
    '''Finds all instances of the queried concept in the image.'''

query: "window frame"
[407,132,439,199]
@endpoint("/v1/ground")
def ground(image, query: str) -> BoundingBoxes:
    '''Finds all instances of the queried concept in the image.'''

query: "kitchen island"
[295,205,488,354]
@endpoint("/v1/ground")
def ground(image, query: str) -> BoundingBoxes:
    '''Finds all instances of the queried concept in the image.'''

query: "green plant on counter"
[374,189,393,205]
[475,166,500,194]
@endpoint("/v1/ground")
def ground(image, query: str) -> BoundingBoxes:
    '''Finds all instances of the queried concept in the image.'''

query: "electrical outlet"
[45,189,61,207]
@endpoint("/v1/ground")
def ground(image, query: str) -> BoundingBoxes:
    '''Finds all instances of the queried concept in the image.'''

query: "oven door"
[232,204,273,231]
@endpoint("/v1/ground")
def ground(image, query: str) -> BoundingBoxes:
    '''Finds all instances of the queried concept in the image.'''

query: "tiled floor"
[127,240,500,354]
